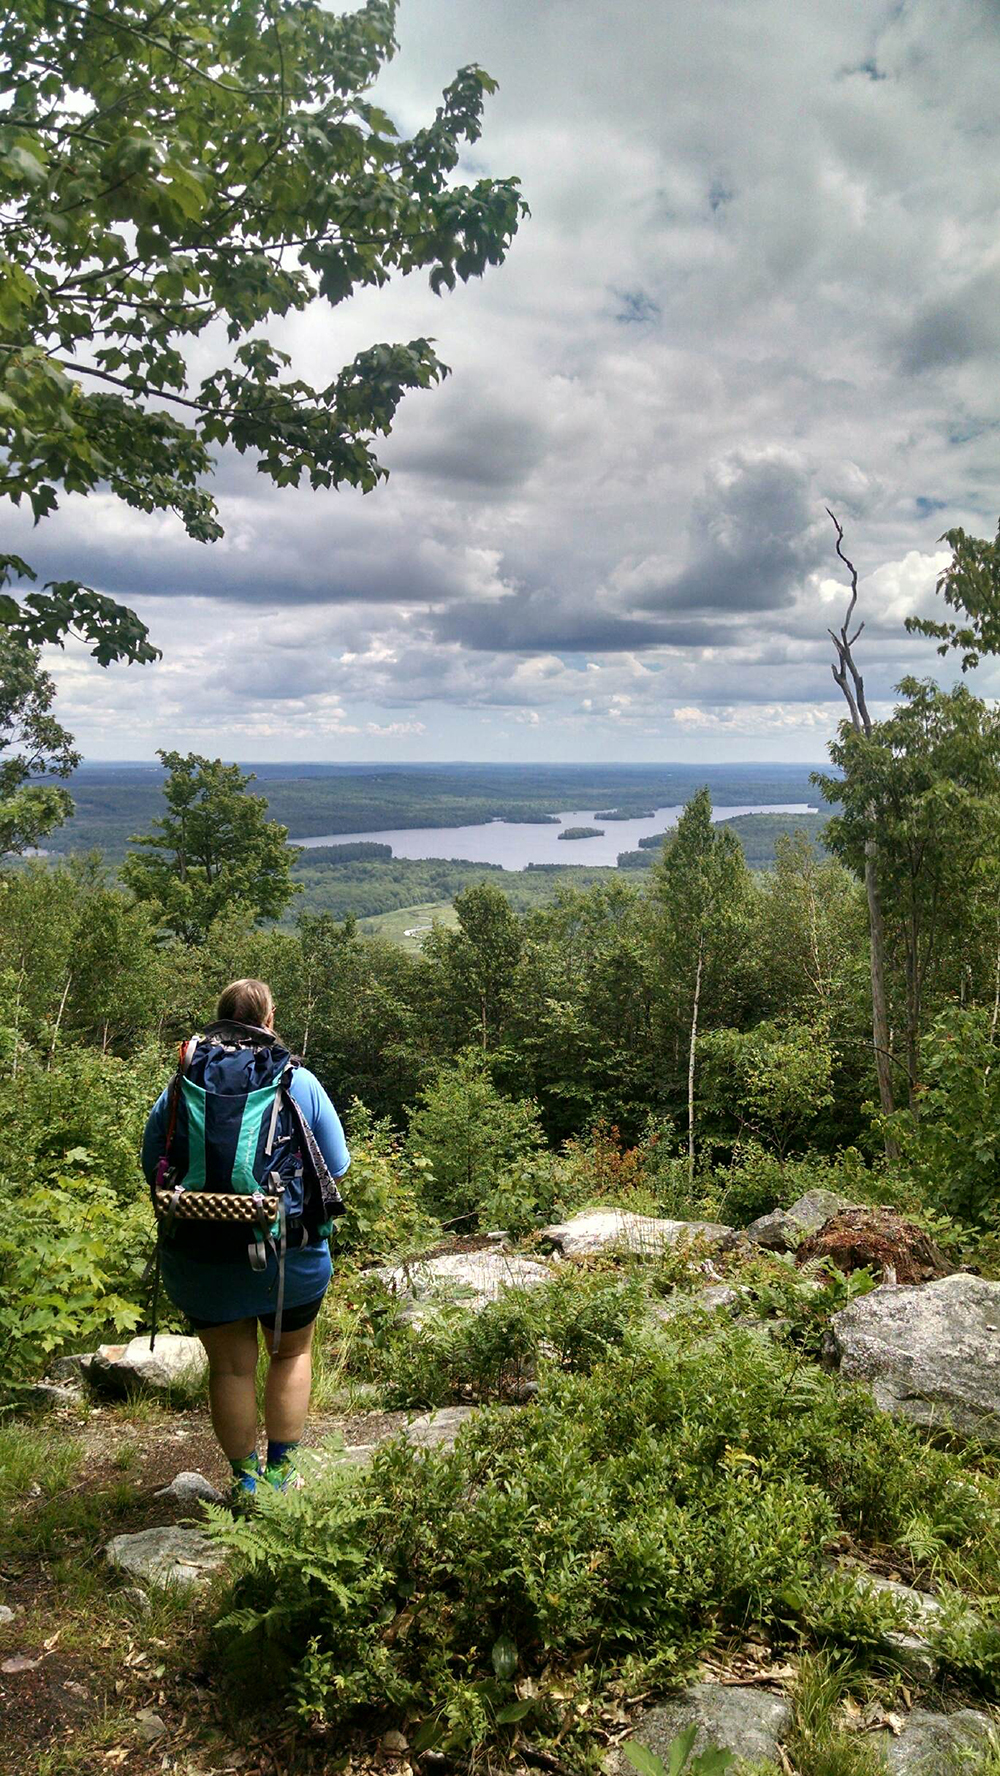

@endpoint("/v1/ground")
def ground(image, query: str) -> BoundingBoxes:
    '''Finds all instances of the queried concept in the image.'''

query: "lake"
[295,803,817,870]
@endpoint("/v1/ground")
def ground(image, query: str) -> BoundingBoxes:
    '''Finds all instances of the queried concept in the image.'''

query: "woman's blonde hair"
[216,977,274,1028]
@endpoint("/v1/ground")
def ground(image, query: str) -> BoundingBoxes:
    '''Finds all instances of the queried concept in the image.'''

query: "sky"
[24,0,1000,762]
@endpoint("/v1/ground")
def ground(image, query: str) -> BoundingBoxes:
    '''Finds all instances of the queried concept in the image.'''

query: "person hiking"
[141,977,350,1502]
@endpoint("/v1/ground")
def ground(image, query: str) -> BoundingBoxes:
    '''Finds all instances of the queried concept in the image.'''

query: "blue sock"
[266,1438,297,1471]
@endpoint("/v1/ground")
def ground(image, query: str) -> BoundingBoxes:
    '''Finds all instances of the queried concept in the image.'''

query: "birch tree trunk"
[687,935,704,1181]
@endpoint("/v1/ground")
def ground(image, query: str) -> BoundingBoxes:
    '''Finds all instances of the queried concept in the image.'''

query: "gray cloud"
[31,0,1000,761]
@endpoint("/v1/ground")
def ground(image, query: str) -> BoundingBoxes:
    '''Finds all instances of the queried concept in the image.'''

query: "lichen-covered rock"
[87,1335,207,1400]
[745,1188,854,1252]
[21,1381,83,1411]
[831,1274,1000,1443]
[374,1250,552,1316]
[541,1209,736,1259]
[604,1683,791,1772]
[649,1285,743,1326]
[49,1353,95,1383]
[105,1526,224,1590]
[875,1706,995,1773]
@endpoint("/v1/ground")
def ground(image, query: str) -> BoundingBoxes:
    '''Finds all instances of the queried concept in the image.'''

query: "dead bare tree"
[826,509,898,1157]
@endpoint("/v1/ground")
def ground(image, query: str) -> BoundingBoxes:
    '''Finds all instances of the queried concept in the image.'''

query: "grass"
[359,899,459,950]
[0,1422,83,1512]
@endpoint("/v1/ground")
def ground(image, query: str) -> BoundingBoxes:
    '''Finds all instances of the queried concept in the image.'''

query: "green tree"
[407,1049,544,1223]
[0,0,525,661]
[0,631,78,852]
[817,679,1000,1107]
[697,1019,835,1159]
[121,749,299,942]
[651,789,752,1176]
[423,881,523,1053]
[906,518,1000,669]
[511,879,657,1142]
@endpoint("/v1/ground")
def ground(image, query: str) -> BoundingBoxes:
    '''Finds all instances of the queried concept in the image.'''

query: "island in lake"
[559,825,605,840]
[593,808,656,821]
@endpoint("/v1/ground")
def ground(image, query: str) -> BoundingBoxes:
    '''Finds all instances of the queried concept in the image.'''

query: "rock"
[21,1381,83,1411]
[746,1189,854,1253]
[0,1605,15,1625]
[541,1209,736,1259]
[121,1586,151,1612]
[49,1352,95,1383]
[406,1407,477,1449]
[374,1250,552,1316]
[831,1274,1000,1443]
[87,1334,207,1400]
[381,1729,409,1753]
[485,1229,510,1245]
[650,1284,742,1327]
[845,1572,945,1680]
[2,1653,41,1674]
[605,1683,792,1773]
[153,1471,223,1505]
[135,1709,168,1743]
[105,1525,225,1590]
[874,1706,995,1773]
[798,1206,954,1285]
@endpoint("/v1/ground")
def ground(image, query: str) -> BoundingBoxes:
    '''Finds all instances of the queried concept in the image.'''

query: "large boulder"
[831,1274,1000,1443]
[406,1406,478,1449]
[541,1210,736,1259]
[874,1707,995,1773]
[105,1526,224,1590]
[745,1188,854,1253]
[605,1683,791,1773]
[87,1335,207,1400]
[374,1250,552,1317]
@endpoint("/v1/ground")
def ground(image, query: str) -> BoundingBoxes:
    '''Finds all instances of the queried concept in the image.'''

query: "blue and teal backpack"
[150,1020,345,1347]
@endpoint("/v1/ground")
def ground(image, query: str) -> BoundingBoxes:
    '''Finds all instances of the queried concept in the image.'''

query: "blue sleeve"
[141,1088,171,1188]
[290,1068,351,1177]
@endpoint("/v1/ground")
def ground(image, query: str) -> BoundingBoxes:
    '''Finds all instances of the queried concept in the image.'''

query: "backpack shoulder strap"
[283,1082,347,1225]
[153,1034,200,1195]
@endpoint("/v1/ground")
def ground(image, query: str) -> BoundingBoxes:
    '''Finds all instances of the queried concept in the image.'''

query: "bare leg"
[198,1318,260,1461]
[262,1320,315,1444]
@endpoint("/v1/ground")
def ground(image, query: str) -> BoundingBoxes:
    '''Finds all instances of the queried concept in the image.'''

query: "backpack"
[149,1020,346,1349]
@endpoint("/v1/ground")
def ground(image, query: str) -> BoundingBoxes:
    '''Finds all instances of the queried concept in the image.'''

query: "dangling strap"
[248,1188,269,1272]
[144,1232,162,1352]
[271,1185,287,1355]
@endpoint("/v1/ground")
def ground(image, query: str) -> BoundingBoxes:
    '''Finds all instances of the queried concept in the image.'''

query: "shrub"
[207,1323,1000,1755]
[336,1100,439,1259]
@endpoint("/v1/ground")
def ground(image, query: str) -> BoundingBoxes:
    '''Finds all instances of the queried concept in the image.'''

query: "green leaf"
[495,1699,534,1724]
[622,1744,668,1776]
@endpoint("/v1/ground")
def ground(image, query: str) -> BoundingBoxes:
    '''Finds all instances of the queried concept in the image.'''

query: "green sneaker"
[263,1453,304,1493]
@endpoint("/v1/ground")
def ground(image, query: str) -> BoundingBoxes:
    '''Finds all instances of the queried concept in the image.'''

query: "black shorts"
[188,1294,326,1334]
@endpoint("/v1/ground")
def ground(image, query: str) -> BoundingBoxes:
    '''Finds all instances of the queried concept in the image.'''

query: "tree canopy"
[0,630,78,853]
[0,0,525,662]
[121,748,300,941]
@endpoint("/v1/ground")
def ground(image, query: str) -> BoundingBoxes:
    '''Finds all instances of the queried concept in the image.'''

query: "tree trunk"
[687,936,703,1181]
[864,842,898,1155]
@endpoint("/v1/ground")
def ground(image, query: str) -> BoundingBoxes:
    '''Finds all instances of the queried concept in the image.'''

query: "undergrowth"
[205,1320,1000,1758]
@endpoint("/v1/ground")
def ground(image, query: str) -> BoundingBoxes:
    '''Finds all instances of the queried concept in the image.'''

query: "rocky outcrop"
[875,1707,995,1773]
[843,1571,945,1680]
[105,1525,224,1590]
[745,1188,854,1253]
[406,1406,477,1449]
[87,1335,207,1400]
[831,1274,1000,1443]
[541,1209,736,1259]
[605,1683,791,1772]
